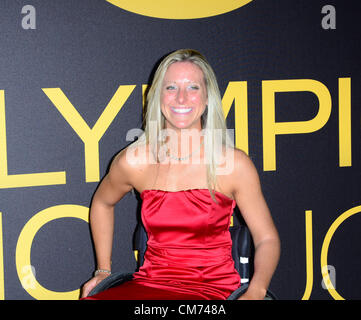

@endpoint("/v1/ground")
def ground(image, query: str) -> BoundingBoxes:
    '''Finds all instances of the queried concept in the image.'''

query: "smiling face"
[160,61,208,131]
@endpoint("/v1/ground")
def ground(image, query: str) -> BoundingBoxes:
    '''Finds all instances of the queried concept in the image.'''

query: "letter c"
[178,305,185,314]
[320,205,361,300]
[15,205,89,300]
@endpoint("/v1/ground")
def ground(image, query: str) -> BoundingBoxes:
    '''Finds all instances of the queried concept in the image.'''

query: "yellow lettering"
[0,90,66,188]
[262,79,332,171]
[15,205,89,300]
[107,0,253,20]
[338,78,352,167]
[320,205,361,300]
[221,81,248,154]
[302,210,313,300]
[142,84,148,107]
[142,84,148,120]
[43,86,136,182]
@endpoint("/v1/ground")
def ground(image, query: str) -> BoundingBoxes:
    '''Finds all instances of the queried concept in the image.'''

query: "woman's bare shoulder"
[218,147,260,194]
[216,147,253,195]
[112,142,149,172]
[233,147,255,169]
[110,142,154,188]
[219,146,253,173]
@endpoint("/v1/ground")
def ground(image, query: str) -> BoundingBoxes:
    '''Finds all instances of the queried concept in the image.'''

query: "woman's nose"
[176,88,187,104]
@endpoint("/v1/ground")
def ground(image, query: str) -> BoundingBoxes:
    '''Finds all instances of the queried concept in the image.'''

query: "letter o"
[320,205,361,300]
[15,205,89,300]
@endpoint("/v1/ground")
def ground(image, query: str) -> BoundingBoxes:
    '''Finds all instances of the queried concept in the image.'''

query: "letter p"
[262,79,332,171]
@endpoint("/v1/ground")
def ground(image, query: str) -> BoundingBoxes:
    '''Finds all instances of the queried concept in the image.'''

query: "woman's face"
[160,61,208,131]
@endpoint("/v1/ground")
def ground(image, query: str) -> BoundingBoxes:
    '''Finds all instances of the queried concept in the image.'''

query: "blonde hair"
[133,49,234,200]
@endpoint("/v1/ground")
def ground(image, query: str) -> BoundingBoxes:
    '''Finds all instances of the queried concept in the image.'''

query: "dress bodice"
[140,189,236,267]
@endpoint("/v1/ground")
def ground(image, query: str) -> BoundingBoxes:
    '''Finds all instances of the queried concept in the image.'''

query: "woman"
[81,49,280,300]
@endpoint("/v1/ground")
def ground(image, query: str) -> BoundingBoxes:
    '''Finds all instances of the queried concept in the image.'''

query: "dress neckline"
[140,188,235,201]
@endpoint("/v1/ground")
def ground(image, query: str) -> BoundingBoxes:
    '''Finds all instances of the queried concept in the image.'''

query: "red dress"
[87,189,241,300]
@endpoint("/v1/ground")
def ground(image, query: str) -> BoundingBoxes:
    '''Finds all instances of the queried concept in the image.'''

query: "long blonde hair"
[133,49,234,200]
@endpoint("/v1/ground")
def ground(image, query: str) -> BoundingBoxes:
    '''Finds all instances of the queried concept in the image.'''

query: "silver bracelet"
[94,269,111,277]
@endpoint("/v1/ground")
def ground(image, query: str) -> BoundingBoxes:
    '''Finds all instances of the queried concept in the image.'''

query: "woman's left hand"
[237,287,266,300]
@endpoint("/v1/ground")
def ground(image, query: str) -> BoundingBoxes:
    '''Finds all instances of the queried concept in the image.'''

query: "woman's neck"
[163,127,204,161]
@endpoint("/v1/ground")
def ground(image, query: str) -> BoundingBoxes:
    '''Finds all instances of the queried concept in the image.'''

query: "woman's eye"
[166,85,176,90]
[189,85,199,90]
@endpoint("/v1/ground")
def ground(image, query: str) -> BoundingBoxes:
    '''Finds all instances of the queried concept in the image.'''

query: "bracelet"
[94,269,111,277]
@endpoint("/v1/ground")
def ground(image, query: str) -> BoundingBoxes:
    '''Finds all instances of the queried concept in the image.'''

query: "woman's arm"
[231,150,281,300]
[81,150,134,298]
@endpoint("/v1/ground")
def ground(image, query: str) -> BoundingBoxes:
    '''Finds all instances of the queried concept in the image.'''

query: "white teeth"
[172,107,192,113]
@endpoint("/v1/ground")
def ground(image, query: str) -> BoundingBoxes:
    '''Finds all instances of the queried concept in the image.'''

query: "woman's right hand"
[81,273,111,298]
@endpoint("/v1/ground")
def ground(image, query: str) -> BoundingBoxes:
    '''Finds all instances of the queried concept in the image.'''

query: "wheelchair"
[88,212,277,300]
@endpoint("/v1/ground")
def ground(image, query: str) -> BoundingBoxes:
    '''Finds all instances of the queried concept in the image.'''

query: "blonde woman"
[81,49,280,300]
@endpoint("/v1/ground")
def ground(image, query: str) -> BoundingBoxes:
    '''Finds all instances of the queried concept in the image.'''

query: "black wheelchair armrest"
[88,272,133,297]
[227,284,278,300]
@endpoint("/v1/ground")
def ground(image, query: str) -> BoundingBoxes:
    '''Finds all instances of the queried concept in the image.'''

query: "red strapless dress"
[87,189,241,300]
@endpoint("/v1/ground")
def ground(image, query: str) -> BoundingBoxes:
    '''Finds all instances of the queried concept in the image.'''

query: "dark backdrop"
[0,0,359,299]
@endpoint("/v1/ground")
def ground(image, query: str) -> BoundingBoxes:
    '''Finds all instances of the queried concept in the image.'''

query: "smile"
[171,107,192,114]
